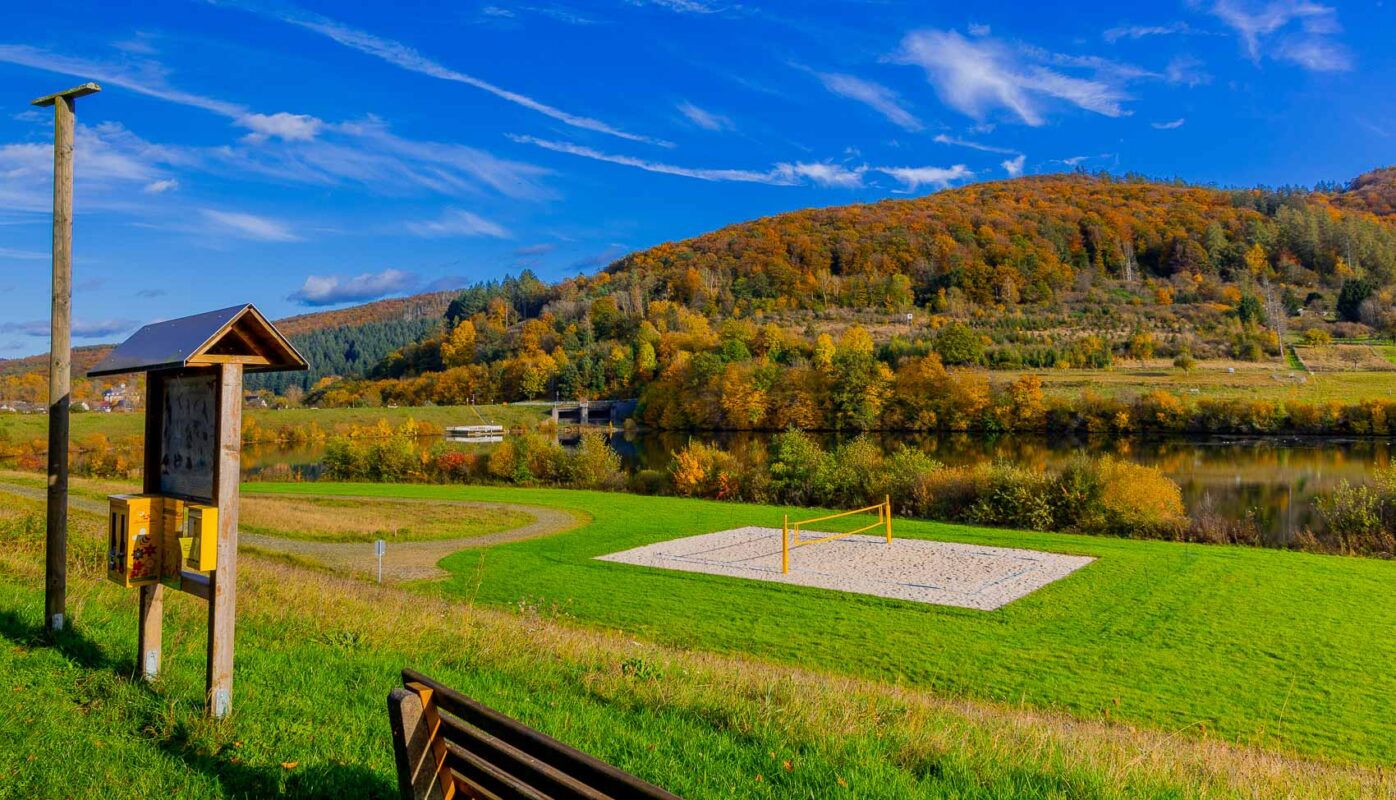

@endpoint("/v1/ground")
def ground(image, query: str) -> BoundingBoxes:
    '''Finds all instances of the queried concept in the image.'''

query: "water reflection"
[241,430,1393,542]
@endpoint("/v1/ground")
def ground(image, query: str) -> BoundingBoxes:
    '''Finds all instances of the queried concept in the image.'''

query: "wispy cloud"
[144,178,179,194]
[1209,0,1351,71]
[289,268,419,306]
[878,164,972,192]
[816,72,923,131]
[235,3,667,145]
[774,162,866,189]
[1103,22,1196,43]
[893,29,1132,126]
[1001,154,1026,177]
[201,209,300,242]
[677,101,734,131]
[406,208,510,238]
[0,122,173,212]
[0,318,139,338]
[1151,118,1186,129]
[509,134,792,184]
[0,247,47,261]
[0,44,246,117]
[934,133,1018,155]
[627,0,726,13]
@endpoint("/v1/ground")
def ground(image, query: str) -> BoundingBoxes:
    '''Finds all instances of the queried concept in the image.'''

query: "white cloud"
[0,122,173,212]
[1001,154,1026,177]
[511,135,875,189]
[1151,118,1186,129]
[628,0,723,13]
[247,4,668,145]
[1274,36,1351,71]
[0,45,246,118]
[677,101,733,131]
[143,179,179,194]
[934,133,1018,155]
[1209,0,1351,71]
[816,72,923,131]
[893,29,1130,126]
[200,209,300,242]
[773,162,866,189]
[1103,22,1193,43]
[237,112,325,143]
[1164,55,1211,87]
[509,134,792,184]
[967,23,991,37]
[878,164,973,192]
[289,268,419,306]
[406,208,510,238]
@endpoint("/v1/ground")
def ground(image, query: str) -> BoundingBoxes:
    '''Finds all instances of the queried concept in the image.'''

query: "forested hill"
[1333,167,1396,218]
[605,170,1396,312]
[1,291,454,402]
[249,292,456,394]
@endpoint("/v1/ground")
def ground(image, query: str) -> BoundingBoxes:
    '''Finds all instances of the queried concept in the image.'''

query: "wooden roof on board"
[88,304,307,377]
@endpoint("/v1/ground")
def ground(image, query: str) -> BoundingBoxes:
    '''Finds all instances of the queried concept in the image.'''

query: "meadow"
[2,473,1395,797]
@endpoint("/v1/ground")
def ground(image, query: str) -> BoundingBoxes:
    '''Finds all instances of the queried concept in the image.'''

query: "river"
[240,430,1391,544]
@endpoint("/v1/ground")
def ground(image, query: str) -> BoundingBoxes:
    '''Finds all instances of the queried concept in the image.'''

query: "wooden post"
[206,363,243,718]
[388,688,447,800]
[139,375,165,680]
[31,82,100,634]
[137,585,163,680]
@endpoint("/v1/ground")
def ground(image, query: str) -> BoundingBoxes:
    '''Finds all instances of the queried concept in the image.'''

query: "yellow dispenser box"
[185,505,219,572]
[107,495,162,588]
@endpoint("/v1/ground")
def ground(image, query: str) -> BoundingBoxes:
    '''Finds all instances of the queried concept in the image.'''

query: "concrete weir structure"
[598,527,1095,611]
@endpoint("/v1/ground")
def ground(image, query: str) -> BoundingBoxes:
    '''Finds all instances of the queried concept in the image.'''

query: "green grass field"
[247,482,1396,766]
[239,495,532,543]
[2,476,1394,798]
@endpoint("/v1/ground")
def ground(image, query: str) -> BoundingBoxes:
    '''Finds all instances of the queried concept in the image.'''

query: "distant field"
[1293,345,1396,373]
[240,494,531,543]
[0,403,554,445]
[993,359,1396,403]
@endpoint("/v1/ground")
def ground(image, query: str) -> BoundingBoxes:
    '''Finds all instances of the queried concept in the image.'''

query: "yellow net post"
[782,514,789,574]
[884,495,892,544]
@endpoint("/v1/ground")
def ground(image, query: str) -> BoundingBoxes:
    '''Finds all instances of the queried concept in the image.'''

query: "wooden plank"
[441,741,551,800]
[44,91,75,634]
[436,712,613,800]
[30,82,101,107]
[205,363,242,719]
[402,670,679,800]
[186,354,272,365]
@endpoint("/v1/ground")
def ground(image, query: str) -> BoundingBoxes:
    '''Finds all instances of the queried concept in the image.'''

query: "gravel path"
[0,483,584,583]
[599,526,1095,610]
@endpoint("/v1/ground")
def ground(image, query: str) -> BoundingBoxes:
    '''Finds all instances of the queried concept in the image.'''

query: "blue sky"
[1,0,1393,358]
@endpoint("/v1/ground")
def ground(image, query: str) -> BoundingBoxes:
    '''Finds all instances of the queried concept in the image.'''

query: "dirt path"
[0,483,585,583]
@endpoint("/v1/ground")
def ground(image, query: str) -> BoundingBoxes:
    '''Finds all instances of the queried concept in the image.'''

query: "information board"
[159,372,217,502]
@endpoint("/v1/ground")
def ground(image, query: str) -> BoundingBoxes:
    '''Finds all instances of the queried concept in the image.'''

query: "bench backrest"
[388,668,681,800]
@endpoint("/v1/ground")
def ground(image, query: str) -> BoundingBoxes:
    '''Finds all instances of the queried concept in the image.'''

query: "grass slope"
[239,495,531,543]
[249,482,1396,766]
[0,486,1391,799]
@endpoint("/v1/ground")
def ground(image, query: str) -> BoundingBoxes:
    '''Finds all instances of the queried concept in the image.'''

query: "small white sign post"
[375,539,386,583]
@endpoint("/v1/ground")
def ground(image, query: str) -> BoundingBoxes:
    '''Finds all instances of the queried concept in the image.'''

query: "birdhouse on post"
[89,304,306,718]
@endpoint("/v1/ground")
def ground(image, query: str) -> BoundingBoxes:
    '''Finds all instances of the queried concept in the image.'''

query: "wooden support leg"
[137,583,162,680]
[388,688,447,800]
[206,363,243,719]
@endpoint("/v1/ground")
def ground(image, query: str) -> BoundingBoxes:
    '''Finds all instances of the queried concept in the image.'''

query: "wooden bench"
[387,669,681,800]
